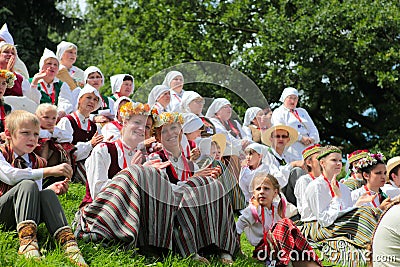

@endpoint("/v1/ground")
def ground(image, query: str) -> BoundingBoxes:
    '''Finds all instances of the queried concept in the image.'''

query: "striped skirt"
[75,165,239,257]
[220,156,246,211]
[173,175,239,256]
[295,207,381,267]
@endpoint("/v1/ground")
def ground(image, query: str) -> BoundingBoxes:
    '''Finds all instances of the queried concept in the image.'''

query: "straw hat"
[261,125,298,147]
[387,156,400,181]
[211,133,227,156]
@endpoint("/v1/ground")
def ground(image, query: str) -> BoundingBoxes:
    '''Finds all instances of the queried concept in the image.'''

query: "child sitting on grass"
[236,173,321,267]
[35,103,75,188]
[0,110,87,266]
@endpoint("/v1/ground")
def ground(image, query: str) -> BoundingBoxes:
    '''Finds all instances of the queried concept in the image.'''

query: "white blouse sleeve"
[57,83,75,114]
[236,206,256,234]
[102,122,121,142]
[52,126,73,143]
[306,180,343,227]
[85,143,112,200]
[23,78,41,104]
[299,108,320,142]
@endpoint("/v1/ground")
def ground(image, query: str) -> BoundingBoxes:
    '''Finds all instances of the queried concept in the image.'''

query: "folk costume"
[242,107,268,144]
[296,149,381,267]
[237,201,321,266]
[271,87,320,160]
[101,96,132,142]
[148,84,170,114]
[57,85,102,183]
[163,71,185,112]
[261,125,306,205]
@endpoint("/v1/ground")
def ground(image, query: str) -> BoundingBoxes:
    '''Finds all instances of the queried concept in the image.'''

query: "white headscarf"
[182,113,204,134]
[181,91,202,113]
[77,84,102,110]
[56,41,77,61]
[84,66,105,87]
[148,85,170,106]
[205,98,231,118]
[245,143,268,157]
[39,48,58,70]
[113,96,132,117]
[279,87,298,102]
[110,74,134,94]
[0,24,13,45]
[243,107,262,127]
[162,71,184,87]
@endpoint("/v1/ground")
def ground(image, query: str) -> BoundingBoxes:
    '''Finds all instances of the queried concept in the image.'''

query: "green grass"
[0,183,339,266]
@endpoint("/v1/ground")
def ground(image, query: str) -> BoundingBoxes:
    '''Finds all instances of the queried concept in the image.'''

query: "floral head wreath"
[153,112,184,128]
[0,70,16,88]
[119,102,158,120]
[352,152,386,172]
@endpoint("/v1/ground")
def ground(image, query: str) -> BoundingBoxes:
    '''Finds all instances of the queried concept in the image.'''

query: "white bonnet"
[113,96,132,116]
[0,23,13,45]
[56,41,77,60]
[162,70,184,87]
[84,66,104,87]
[205,98,231,118]
[110,74,134,94]
[279,87,298,102]
[182,113,204,134]
[243,107,262,127]
[148,85,170,106]
[180,91,202,113]
[39,48,58,70]
[76,84,102,110]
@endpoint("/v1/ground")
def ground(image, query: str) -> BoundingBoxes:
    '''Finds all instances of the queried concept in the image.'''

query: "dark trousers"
[282,167,306,206]
[0,180,68,234]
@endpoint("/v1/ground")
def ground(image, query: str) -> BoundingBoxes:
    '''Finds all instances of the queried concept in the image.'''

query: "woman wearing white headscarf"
[0,24,30,79]
[56,41,85,87]
[30,48,77,116]
[271,87,320,160]
[84,66,114,124]
[57,84,105,183]
[101,96,132,142]
[148,84,170,113]
[163,71,184,112]
[206,98,249,156]
[109,74,134,101]
[242,107,272,143]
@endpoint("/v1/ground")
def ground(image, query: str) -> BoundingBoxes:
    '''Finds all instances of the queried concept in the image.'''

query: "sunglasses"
[272,135,289,139]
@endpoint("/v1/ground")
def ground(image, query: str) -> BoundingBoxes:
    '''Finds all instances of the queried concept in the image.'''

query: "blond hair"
[0,44,17,71]
[35,103,58,117]
[251,173,286,218]
[5,110,40,136]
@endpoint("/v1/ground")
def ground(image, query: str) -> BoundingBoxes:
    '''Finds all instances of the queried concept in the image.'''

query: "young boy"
[35,103,75,188]
[0,110,87,266]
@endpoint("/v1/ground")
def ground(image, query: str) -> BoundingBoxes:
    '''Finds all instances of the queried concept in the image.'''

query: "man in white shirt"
[261,124,305,205]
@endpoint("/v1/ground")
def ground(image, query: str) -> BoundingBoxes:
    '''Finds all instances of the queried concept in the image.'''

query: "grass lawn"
[0,183,341,266]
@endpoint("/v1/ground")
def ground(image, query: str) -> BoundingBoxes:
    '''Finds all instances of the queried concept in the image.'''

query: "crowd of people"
[0,23,399,267]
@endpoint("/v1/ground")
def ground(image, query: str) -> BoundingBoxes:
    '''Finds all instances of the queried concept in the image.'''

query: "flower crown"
[119,102,158,119]
[0,70,16,88]
[352,152,385,172]
[154,112,184,128]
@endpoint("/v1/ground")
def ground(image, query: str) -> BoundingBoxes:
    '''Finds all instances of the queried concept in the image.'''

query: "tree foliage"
[10,0,400,154]
[1,0,80,74]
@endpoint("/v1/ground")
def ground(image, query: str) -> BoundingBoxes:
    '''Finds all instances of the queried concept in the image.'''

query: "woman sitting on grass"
[296,145,383,267]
